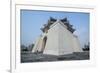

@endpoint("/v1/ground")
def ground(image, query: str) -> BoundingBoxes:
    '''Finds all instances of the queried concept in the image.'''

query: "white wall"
[43,21,59,55]
[43,20,82,55]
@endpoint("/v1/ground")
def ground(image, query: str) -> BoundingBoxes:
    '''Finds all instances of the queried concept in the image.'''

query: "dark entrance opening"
[41,36,47,53]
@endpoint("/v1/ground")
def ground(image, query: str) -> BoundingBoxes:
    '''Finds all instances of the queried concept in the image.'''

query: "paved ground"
[21,51,89,63]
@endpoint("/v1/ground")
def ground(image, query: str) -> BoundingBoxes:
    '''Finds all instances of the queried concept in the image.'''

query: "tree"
[27,44,34,51]
[21,45,28,51]
[83,43,90,51]
[21,43,34,52]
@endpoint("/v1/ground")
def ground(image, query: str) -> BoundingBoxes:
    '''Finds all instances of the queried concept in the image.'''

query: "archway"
[41,36,47,53]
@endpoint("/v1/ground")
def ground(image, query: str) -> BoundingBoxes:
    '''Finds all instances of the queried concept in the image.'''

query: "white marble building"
[32,17,83,55]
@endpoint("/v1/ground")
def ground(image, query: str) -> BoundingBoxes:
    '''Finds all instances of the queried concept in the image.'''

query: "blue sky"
[21,10,89,48]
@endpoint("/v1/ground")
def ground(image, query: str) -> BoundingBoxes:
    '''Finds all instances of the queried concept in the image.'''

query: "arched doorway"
[41,36,47,53]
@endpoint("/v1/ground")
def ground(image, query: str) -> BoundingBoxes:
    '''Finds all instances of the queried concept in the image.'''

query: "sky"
[21,10,89,48]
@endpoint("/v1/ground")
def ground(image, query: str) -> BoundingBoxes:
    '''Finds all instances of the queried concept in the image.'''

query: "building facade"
[32,17,83,55]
